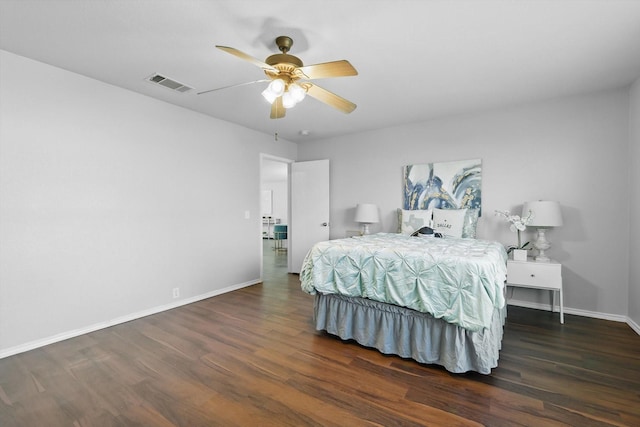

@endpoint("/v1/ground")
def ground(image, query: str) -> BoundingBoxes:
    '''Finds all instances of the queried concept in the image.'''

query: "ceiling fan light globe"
[282,91,297,109]
[289,83,306,103]
[261,88,278,104]
[267,79,285,96]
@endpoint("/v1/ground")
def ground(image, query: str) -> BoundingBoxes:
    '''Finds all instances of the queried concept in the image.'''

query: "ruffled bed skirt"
[313,293,506,374]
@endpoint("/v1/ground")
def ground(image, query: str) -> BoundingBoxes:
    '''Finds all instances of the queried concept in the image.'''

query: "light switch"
[244,210,250,219]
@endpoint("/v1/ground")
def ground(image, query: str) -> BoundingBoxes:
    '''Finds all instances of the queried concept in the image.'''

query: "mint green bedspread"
[300,233,508,332]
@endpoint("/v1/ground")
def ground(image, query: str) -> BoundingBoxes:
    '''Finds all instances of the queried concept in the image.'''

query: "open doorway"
[260,155,291,279]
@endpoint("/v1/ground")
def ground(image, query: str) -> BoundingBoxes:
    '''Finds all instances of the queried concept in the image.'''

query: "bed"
[300,232,508,374]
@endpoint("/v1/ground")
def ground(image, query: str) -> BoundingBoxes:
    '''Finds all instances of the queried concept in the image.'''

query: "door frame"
[259,153,294,279]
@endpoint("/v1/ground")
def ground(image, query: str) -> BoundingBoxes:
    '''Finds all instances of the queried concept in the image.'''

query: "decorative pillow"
[462,208,480,239]
[397,208,433,235]
[433,208,467,238]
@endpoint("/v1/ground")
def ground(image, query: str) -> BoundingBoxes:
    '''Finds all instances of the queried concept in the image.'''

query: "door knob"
[321,222,329,227]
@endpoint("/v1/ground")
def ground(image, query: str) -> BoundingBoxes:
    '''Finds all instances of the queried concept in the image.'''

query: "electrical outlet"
[172,287,180,299]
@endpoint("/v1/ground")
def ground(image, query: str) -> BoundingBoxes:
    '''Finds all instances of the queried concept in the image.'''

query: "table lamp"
[354,203,379,235]
[522,200,563,262]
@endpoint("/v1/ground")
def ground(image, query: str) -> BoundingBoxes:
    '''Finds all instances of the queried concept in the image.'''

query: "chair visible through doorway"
[273,224,287,251]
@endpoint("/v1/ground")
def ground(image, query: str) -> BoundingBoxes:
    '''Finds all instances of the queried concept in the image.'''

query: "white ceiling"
[2,0,640,143]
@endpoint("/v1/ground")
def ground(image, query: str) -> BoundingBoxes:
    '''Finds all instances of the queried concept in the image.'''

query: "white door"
[289,159,330,273]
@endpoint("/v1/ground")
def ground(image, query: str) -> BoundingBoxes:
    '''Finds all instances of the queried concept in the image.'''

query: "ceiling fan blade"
[305,84,357,114]
[295,60,358,79]
[197,79,269,95]
[270,96,286,119]
[216,45,279,73]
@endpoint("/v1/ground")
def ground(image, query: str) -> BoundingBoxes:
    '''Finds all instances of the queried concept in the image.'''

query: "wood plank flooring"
[1,242,639,426]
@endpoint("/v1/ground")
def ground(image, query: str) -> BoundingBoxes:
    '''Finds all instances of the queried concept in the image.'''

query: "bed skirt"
[313,293,506,374]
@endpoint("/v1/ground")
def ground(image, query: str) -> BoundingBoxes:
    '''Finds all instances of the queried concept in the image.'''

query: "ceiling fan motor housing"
[264,54,303,83]
[265,54,303,68]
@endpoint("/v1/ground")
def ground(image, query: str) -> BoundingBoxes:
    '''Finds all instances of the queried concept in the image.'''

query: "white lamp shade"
[354,203,380,224]
[289,83,306,102]
[523,201,563,227]
[261,88,278,104]
[282,91,297,109]
[261,79,285,104]
[267,79,285,96]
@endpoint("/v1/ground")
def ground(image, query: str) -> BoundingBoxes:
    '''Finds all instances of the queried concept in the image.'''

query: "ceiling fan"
[198,36,358,119]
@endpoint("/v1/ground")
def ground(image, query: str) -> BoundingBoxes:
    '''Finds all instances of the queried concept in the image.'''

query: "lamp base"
[361,224,370,235]
[534,228,552,262]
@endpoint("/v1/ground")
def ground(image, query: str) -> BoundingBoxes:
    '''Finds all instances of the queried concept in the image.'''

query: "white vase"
[513,249,528,261]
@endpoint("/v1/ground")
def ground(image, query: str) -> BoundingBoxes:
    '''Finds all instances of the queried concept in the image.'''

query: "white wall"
[0,50,297,355]
[298,90,631,319]
[629,77,640,329]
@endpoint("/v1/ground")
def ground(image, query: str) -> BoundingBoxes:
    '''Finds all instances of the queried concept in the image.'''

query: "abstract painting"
[403,158,482,214]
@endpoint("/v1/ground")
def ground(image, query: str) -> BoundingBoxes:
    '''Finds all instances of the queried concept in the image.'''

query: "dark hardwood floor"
[1,240,639,426]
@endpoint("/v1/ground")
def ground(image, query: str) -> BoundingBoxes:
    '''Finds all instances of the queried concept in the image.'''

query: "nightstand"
[506,258,564,324]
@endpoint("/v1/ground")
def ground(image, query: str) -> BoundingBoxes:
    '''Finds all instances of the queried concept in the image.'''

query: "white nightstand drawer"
[507,261,561,290]
[506,259,564,323]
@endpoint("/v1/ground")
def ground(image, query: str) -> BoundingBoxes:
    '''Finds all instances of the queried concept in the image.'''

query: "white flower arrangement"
[494,209,535,253]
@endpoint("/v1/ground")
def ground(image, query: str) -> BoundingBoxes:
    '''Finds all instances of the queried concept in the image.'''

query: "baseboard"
[628,317,640,335]
[507,298,640,335]
[0,279,261,359]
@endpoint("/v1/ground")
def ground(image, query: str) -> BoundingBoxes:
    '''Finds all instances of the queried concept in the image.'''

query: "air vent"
[146,73,193,93]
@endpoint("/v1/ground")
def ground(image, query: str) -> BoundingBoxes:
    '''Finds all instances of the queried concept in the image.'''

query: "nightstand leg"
[559,288,564,324]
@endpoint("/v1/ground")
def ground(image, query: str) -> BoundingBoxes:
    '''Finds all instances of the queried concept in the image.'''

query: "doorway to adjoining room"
[260,156,290,279]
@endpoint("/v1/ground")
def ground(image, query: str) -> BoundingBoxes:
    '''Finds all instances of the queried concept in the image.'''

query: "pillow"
[462,208,480,239]
[397,208,433,235]
[432,208,467,238]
